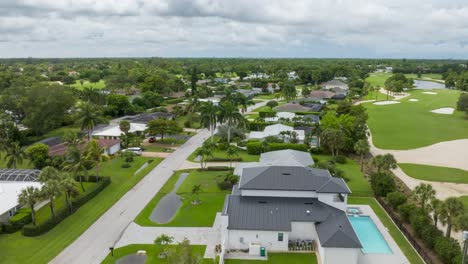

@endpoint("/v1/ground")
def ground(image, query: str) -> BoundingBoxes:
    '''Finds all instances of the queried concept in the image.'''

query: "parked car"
[122,147,143,155]
[148,137,156,143]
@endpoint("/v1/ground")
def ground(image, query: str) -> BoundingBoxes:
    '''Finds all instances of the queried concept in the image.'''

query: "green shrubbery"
[386,192,407,209]
[7,208,32,232]
[246,140,309,155]
[370,172,396,197]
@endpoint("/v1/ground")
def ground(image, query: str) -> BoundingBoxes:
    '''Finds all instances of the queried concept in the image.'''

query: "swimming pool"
[348,216,392,254]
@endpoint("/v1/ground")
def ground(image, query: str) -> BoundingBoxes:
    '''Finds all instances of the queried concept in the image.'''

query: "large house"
[320,79,349,92]
[248,124,305,142]
[220,158,362,264]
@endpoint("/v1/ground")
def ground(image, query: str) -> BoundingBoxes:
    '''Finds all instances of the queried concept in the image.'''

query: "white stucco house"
[248,124,305,142]
[264,112,295,122]
[92,123,147,140]
[220,163,362,264]
[320,79,349,92]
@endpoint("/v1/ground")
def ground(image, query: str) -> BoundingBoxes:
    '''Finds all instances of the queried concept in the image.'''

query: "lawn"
[365,72,443,87]
[0,156,162,264]
[187,148,260,162]
[175,115,201,129]
[225,253,318,264]
[101,244,211,264]
[135,169,232,227]
[314,154,373,197]
[254,93,277,100]
[365,89,468,149]
[458,196,468,210]
[399,163,468,184]
[71,80,106,90]
[348,197,424,264]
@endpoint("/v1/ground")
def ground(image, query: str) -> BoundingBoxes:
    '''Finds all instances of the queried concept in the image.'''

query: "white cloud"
[0,0,467,57]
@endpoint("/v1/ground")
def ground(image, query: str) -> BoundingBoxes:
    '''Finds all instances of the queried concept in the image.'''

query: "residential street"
[51,100,268,264]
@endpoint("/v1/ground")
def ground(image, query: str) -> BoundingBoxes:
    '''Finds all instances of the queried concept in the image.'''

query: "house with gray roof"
[220,161,364,264]
[321,79,349,91]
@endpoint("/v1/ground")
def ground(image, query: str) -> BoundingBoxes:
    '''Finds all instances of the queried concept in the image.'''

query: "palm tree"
[233,93,254,113]
[429,198,443,227]
[154,234,174,258]
[371,154,397,173]
[85,140,109,181]
[199,102,218,144]
[119,120,131,148]
[191,184,202,204]
[194,144,213,169]
[226,145,239,168]
[4,142,27,169]
[18,186,41,225]
[41,179,62,219]
[218,101,246,144]
[76,101,106,140]
[413,183,436,212]
[62,147,88,192]
[354,139,370,172]
[38,166,61,183]
[60,173,79,213]
[440,197,465,237]
[62,131,82,148]
[186,96,200,113]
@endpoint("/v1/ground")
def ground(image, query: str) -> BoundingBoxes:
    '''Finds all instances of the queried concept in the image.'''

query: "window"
[333,194,345,202]
[278,232,283,242]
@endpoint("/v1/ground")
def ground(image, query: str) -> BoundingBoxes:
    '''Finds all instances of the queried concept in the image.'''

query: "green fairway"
[399,163,468,184]
[348,197,424,264]
[0,157,162,264]
[458,196,468,209]
[313,154,373,197]
[135,170,232,227]
[365,89,468,149]
[101,244,210,264]
[225,253,318,264]
[71,80,106,90]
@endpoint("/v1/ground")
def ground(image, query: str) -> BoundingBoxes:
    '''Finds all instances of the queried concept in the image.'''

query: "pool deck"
[349,204,412,264]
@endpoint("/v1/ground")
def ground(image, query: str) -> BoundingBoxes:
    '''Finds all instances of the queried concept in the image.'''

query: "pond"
[413,80,445,89]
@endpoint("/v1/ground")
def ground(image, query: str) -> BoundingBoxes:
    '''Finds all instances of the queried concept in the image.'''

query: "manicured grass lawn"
[399,163,468,184]
[188,148,260,162]
[225,253,317,264]
[175,115,201,129]
[142,145,175,153]
[135,170,232,227]
[365,89,468,149]
[71,80,106,90]
[348,197,424,264]
[0,157,162,264]
[101,244,210,264]
[458,196,468,210]
[314,154,373,197]
[365,72,443,87]
[255,93,278,100]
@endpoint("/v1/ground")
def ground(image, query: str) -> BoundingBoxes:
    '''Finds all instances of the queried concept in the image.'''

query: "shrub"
[8,208,32,231]
[420,225,442,249]
[370,172,396,197]
[258,111,276,118]
[217,142,229,151]
[121,163,131,168]
[315,160,345,179]
[263,136,284,144]
[333,155,347,164]
[184,120,192,128]
[434,236,462,264]
[248,121,272,131]
[409,210,430,236]
[386,192,407,209]
[165,98,184,104]
[207,157,242,162]
[267,143,308,152]
[217,174,239,190]
[25,143,49,169]
[203,166,232,171]
[398,203,417,222]
[246,141,263,155]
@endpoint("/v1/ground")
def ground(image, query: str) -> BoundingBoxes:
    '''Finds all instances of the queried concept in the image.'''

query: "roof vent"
[282,173,291,175]
[258,201,267,204]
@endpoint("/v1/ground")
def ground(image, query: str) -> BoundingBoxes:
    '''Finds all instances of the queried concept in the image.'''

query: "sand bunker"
[431,107,454,115]
[422,92,438,95]
[409,99,419,102]
[373,101,401,105]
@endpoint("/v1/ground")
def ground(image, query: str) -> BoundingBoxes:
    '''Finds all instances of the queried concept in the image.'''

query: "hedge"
[206,157,242,162]
[199,166,233,171]
[22,177,111,237]
[267,143,308,152]
[7,208,32,232]
[248,121,274,131]
[258,111,276,118]
[294,111,321,116]
[246,141,263,155]
[165,98,184,104]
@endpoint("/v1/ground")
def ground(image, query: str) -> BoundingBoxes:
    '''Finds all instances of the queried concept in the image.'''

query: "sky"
[1,0,468,58]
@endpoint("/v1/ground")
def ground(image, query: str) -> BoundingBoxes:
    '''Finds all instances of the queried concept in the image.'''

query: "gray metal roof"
[259,150,314,167]
[239,166,351,194]
[225,195,361,248]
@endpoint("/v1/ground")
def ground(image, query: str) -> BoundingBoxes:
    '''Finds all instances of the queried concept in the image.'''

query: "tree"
[38,166,61,183]
[85,140,109,181]
[199,102,218,144]
[76,101,107,140]
[226,145,240,168]
[266,100,278,110]
[454,213,468,232]
[191,184,202,204]
[233,93,254,113]
[354,139,370,172]
[440,197,465,237]
[218,101,246,144]
[60,173,79,213]
[430,198,443,227]
[456,71,468,91]
[301,86,311,97]
[154,234,174,258]
[371,154,397,173]
[384,73,412,99]
[370,172,396,197]
[147,118,183,142]
[106,94,133,116]
[25,143,49,169]
[62,131,82,148]
[18,186,41,226]
[281,80,297,102]
[190,67,198,94]
[413,183,436,212]
[456,93,468,114]
[320,128,345,156]
[40,179,62,219]
[62,148,88,192]
[194,144,213,169]
[4,142,27,169]
[166,238,202,264]
[119,120,131,147]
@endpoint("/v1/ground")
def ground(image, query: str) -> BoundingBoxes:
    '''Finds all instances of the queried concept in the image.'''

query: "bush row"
[165,98,184,104]
[3,208,33,233]
[22,177,111,237]
[206,157,242,162]
[258,111,276,118]
[198,166,233,171]
[246,141,308,155]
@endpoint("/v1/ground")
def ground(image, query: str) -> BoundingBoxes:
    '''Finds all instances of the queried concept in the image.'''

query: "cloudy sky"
[1,0,468,58]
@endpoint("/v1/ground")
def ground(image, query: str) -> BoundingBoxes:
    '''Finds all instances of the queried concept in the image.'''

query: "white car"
[122,147,143,155]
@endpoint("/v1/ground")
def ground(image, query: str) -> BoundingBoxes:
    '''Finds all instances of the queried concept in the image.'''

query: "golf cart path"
[368,131,468,199]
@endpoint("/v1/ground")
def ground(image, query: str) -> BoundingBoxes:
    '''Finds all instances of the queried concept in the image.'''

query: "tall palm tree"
[4,142,27,169]
[226,145,239,168]
[60,173,79,213]
[413,183,436,212]
[85,140,109,181]
[354,139,370,172]
[218,101,246,144]
[41,179,62,219]
[429,198,443,227]
[76,101,106,140]
[18,186,41,226]
[440,197,465,237]
[62,131,82,148]
[199,102,218,144]
[233,93,254,113]
[186,96,200,113]
[119,120,131,148]
[38,166,61,183]
[62,147,88,192]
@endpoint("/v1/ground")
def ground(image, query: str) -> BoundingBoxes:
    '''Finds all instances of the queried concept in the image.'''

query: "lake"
[413,80,446,89]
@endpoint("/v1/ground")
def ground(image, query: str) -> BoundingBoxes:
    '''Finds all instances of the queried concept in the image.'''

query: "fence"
[376,197,439,264]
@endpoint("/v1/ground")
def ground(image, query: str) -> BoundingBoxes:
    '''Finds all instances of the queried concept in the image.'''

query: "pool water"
[348,216,392,254]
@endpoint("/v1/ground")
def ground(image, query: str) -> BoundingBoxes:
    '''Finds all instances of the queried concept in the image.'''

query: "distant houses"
[320,79,349,92]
